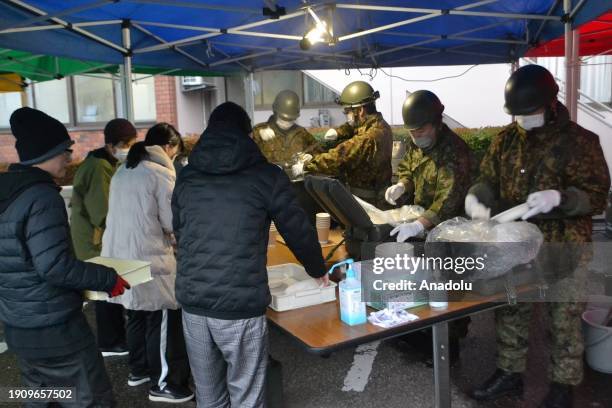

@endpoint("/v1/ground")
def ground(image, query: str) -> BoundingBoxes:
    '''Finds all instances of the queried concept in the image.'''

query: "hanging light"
[300,7,333,50]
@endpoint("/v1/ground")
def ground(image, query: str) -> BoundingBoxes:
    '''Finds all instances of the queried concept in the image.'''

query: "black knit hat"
[208,102,252,134]
[10,107,74,165]
[104,118,137,145]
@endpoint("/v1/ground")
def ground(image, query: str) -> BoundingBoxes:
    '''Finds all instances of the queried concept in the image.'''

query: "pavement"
[0,228,610,407]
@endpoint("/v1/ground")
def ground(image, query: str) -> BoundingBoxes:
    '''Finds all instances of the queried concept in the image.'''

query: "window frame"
[253,71,338,111]
[2,75,157,132]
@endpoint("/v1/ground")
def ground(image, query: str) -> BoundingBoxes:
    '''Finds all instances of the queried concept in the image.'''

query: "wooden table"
[266,234,513,408]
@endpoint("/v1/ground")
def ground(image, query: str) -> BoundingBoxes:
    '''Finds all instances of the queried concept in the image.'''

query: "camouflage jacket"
[397,125,476,225]
[253,116,323,170]
[305,112,393,204]
[470,102,610,243]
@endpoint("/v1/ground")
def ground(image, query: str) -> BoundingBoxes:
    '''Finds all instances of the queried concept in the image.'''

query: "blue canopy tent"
[0,0,609,120]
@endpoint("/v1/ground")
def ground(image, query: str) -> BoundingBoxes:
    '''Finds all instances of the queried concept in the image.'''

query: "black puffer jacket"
[0,165,117,329]
[172,122,326,319]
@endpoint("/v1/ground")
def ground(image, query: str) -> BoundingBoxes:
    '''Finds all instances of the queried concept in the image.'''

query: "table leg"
[432,322,451,408]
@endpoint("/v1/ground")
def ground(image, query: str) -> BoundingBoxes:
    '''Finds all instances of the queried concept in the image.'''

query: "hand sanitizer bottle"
[328,259,367,326]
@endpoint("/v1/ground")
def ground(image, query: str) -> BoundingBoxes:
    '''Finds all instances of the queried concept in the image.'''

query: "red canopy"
[526,11,612,57]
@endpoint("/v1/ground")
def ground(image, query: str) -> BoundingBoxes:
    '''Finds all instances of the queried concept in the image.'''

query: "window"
[74,75,115,124]
[0,92,23,128]
[133,74,157,122]
[253,71,301,107]
[303,74,338,105]
[253,71,337,110]
[33,78,70,123]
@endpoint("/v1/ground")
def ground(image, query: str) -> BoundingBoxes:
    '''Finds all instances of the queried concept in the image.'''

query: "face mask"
[516,112,545,131]
[276,118,294,131]
[113,148,130,163]
[346,112,356,127]
[409,130,436,150]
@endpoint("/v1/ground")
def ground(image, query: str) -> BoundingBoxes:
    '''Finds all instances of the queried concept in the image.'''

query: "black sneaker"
[148,385,194,404]
[127,373,151,387]
[100,344,129,357]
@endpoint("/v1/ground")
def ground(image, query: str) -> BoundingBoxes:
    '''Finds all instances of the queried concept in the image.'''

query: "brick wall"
[0,76,178,164]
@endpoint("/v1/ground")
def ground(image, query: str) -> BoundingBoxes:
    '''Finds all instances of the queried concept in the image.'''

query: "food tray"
[268,263,337,312]
[84,257,152,300]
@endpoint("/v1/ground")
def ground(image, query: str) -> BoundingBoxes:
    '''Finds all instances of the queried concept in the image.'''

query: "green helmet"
[272,90,300,121]
[402,90,444,130]
[336,81,380,108]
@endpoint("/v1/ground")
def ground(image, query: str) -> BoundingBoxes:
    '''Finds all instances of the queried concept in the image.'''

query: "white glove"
[292,162,304,178]
[298,153,313,164]
[465,194,491,220]
[324,129,338,141]
[260,127,276,141]
[521,190,561,220]
[385,183,406,205]
[390,221,425,242]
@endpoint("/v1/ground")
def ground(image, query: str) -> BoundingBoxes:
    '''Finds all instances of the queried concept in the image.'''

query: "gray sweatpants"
[182,311,268,408]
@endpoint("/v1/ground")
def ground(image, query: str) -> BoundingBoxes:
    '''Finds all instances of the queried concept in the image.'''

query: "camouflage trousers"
[495,301,585,385]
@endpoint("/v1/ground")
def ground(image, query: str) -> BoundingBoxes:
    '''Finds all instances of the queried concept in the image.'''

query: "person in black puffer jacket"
[172,102,327,407]
[0,107,130,408]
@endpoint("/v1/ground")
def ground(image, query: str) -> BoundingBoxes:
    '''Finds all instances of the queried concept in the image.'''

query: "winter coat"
[172,121,326,320]
[102,145,178,311]
[0,164,117,329]
[70,148,118,260]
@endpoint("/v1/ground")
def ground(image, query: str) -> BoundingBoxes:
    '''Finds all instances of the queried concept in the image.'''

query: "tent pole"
[244,72,255,123]
[564,0,578,121]
[570,29,580,121]
[121,20,134,122]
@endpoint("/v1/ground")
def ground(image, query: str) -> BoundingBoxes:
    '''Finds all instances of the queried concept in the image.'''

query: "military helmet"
[504,65,559,115]
[272,90,301,121]
[336,81,380,108]
[402,90,445,130]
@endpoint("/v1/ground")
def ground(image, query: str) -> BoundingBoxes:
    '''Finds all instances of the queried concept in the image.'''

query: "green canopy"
[0,48,224,83]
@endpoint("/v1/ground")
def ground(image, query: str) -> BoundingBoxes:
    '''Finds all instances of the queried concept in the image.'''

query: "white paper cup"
[269,223,277,247]
[315,213,331,243]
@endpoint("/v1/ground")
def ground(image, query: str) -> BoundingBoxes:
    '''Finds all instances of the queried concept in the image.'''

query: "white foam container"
[268,263,337,312]
[84,257,152,301]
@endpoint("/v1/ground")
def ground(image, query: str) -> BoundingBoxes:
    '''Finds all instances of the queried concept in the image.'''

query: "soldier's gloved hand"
[465,194,491,220]
[385,183,406,205]
[292,162,305,178]
[324,129,338,141]
[390,221,425,242]
[260,127,276,141]
[521,190,561,220]
[298,153,313,164]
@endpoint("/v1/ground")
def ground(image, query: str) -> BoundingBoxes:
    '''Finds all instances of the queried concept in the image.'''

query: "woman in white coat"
[102,123,193,404]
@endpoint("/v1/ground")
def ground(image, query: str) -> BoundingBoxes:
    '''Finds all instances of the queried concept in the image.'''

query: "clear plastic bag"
[354,195,424,226]
[426,217,544,280]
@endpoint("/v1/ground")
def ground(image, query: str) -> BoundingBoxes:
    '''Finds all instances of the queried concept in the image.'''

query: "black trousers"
[126,309,190,388]
[16,342,115,408]
[94,301,126,349]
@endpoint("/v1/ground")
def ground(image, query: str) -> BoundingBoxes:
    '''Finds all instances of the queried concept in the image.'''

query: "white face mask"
[516,113,545,131]
[346,112,356,127]
[276,118,294,130]
[113,148,130,163]
[409,128,436,150]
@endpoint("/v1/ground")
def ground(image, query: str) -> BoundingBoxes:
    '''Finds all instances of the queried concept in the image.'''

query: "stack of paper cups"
[315,213,331,244]
[269,222,277,247]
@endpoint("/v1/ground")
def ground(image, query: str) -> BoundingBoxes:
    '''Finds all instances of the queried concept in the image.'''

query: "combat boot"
[537,382,573,408]
[470,369,523,401]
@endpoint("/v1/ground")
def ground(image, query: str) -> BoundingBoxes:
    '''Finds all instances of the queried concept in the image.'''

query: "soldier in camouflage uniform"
[384,90,475,242]
[467,65,610,408]
[293,81,393,208]
[252,90,322,177]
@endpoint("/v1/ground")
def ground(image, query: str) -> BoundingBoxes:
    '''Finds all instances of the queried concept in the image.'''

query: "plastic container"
[329,259,367,326]
[582,309,612,374]
[84,257,152,300]
[268,263,336,312]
